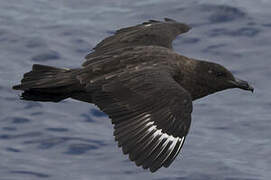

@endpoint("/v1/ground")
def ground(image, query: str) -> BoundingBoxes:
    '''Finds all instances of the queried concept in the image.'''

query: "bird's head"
[182,60,254,100]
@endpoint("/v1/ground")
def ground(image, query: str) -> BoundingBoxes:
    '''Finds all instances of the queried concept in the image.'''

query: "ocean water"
[0,0,270,180]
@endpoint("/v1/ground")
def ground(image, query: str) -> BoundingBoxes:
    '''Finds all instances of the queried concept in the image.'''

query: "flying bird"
[13,18,254,172]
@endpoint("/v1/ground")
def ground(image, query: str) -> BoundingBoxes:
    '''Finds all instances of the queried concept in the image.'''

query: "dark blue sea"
[1,0,270,179]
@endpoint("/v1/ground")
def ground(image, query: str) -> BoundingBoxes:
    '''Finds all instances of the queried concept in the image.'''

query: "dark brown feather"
[12,18,246,173]
[88,69,192,171]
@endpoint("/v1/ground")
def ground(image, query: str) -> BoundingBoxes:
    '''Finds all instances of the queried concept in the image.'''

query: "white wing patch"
[144,24,152,27]
[118,115,186,171]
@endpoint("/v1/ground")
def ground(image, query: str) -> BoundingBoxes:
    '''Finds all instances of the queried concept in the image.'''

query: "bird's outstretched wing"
[84,18,190,60]
[86,69,192,172]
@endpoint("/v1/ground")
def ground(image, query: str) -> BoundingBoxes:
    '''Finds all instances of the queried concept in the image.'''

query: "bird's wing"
[85,18,190,59]
[88,69,192,172]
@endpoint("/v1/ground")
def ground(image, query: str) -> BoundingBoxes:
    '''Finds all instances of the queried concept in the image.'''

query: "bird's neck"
[174,57,216,100]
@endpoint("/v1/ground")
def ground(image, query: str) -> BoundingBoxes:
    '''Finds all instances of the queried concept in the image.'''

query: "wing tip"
[164,17,191,31]
[121,132,186,173]
[163,136,186,168]
[164,17,176,22]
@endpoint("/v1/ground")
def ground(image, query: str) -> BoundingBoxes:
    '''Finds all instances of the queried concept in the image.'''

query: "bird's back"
[77,45,186,85]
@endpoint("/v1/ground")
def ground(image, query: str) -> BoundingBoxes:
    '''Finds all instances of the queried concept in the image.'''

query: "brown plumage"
[13,18,253,172]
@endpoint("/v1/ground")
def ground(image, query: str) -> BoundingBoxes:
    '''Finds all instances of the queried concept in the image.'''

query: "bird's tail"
[13,64,82,102]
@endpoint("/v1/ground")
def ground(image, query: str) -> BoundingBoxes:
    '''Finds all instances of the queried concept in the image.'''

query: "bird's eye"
[215,71,226,77]
[208,69,226,77]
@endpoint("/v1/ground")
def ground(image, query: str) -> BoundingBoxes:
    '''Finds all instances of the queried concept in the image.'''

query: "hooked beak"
[230,78,254,93]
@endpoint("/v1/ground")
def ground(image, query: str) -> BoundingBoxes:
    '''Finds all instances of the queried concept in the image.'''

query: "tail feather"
[13,64,77,91]
[13,64,82,102]
[20,89,71,102]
